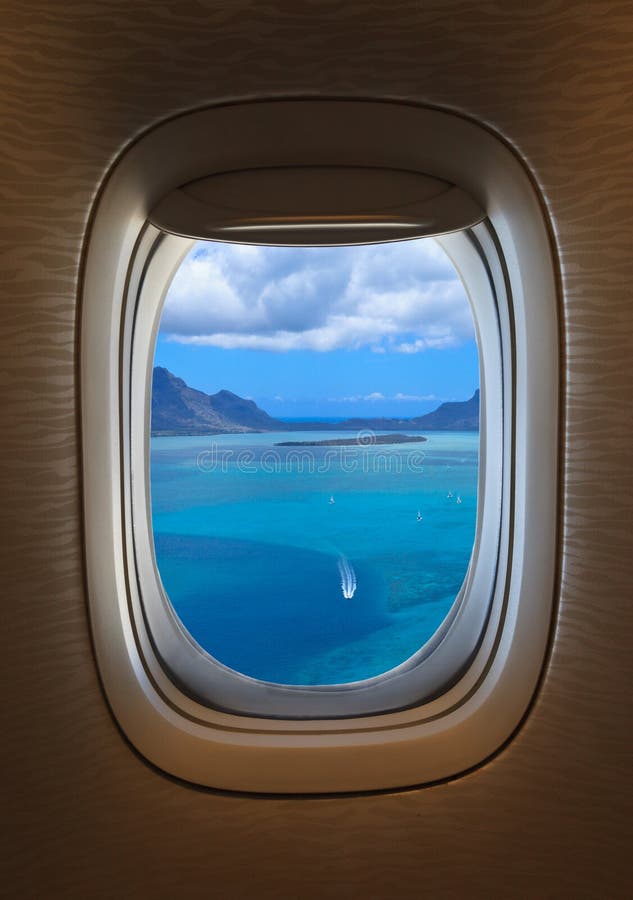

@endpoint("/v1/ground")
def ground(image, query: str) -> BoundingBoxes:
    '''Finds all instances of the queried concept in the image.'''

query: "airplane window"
[81,99,558,791]
[150,238,479,686]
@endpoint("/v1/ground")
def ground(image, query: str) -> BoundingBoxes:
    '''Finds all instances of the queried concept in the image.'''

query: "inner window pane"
[150,238,479,685]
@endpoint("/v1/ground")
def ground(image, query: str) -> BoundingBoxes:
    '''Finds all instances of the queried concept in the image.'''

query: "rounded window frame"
[81,100,558,793]
[129,227,501,719]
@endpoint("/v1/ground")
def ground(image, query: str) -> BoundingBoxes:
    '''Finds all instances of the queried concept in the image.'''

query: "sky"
[154,238,479,418]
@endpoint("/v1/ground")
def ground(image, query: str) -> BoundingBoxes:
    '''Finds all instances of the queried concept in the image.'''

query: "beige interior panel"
[1,1,631,897]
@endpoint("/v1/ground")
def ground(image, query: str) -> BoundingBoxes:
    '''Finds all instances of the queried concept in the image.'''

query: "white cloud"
[394,392,437,402]
[333,391,436,403]
[337,393,384,402]
[160,239,474,353]
[395,336,458,353]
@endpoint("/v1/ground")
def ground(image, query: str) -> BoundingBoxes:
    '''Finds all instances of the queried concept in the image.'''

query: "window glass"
[150,238,479,685]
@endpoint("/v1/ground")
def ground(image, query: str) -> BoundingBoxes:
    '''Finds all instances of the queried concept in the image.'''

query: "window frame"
[129,227,502,719]
[80,99,559,792]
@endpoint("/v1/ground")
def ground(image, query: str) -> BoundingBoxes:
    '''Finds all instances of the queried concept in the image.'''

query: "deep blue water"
[151,431,478,685]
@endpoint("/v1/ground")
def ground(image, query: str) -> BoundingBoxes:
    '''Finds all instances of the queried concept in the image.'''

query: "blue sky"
[155,239,479,418]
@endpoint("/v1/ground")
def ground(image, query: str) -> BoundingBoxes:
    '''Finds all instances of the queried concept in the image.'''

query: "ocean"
[151,430,478,685]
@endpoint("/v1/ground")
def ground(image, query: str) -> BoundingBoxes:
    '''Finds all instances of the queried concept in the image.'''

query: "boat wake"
[337,555,357,599]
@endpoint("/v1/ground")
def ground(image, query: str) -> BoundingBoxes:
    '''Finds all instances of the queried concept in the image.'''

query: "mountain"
[408,389,479,430]
[151,367,479,434]
[151,367,284,435]
[206,388,283,431]
[329,390,479,432]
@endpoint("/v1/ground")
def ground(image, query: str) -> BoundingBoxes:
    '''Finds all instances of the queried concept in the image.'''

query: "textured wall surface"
[1,2,632,898]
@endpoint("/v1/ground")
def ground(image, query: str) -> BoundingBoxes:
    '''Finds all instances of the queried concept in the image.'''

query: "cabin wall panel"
[1,1,631,897]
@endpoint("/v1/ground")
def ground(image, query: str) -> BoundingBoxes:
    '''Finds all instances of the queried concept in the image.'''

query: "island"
[274,434,427,447]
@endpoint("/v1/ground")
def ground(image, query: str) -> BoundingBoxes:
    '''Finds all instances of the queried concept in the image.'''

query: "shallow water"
[151,431,478,684]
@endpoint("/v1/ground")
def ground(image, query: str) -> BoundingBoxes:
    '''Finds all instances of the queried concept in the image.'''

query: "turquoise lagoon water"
[151,431,478,685]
